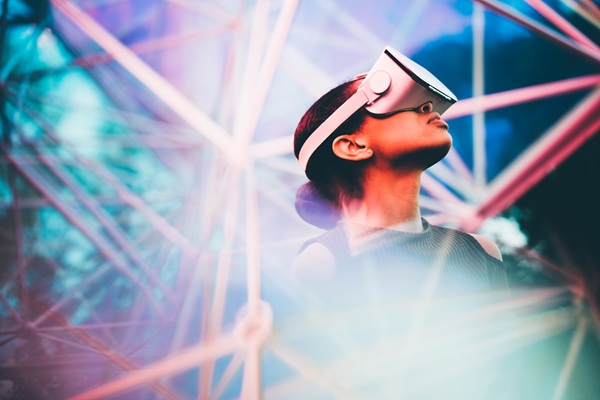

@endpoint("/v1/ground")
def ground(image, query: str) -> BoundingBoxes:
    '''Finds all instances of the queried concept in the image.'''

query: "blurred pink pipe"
[250,75,600,159]
[472,0,600,66]
[461,87,600,231]
[525,0,600,52]
[444,74,600,119]
[51,0,235,158]
[68,334,238,400]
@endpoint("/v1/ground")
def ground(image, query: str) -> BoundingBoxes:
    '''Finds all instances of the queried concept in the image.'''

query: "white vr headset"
[298,46,458,172]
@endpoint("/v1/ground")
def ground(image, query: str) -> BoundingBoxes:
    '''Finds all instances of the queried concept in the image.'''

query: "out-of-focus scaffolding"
[1,0,599,398]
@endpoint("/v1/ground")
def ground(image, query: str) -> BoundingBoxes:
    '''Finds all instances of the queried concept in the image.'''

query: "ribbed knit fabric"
[299,218,508,301]
[284,219,517,399]
[286,220,515,399]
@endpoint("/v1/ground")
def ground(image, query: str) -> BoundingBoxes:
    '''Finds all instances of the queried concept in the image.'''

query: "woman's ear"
[332,135,373,161]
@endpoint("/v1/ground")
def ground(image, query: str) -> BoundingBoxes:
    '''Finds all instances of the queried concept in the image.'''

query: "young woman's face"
[360,101,452,168]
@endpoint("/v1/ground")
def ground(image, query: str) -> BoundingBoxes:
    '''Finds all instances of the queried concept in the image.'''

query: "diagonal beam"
[14,102,197,254]
[560,0,600,28]
[233,0,270,143]
[472,3,487,190]
[199,168,241,399]
[5,153,167,316]
[443,147,475,185]
[31,214,171,329]
[552,311,589,400]
[9,26,235,82]
[245,169,262,318]
[50,0,236,159]
[210,351,245,399]
[423,160,477,200]
[250,75,600,159]
[35,152,175,300]
[471,0,600,67]
[68,333,238,400]
[25,297,180,400]
[444,74,600,119]
[239,169,264,400]
[165,0,235,24]
[316,0,384,50]
[268,341,361,400]
[463,87,600,231]
[234,0,300,147]
[525,0,600,52]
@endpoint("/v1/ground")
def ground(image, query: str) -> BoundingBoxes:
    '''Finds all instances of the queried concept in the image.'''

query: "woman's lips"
[428,117,449,129]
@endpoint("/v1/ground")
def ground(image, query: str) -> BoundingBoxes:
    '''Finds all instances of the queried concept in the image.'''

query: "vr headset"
[298,46,457,172]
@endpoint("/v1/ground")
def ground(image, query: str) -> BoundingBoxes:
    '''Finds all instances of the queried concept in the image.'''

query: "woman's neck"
[340,168,423,232]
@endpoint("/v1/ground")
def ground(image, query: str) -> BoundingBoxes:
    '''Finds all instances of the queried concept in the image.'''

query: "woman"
[285,49,513,399]
[291,48,507,299]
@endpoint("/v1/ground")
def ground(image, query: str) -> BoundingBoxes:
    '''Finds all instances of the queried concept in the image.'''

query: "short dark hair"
[293,77,369,228]
[293,77,369,189]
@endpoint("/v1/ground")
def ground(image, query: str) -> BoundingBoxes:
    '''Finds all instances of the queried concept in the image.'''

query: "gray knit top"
[298,218,509,302]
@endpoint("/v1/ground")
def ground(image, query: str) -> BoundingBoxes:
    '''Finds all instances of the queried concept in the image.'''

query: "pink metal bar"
[472,2,487,188]
[72,26,235,69]
[68,334,238,400]
[419,196,476,217]
[572,0,600,26]
[582,0,600,21]
[0,292,25,325]
[245,169,262,318]
[169,162,236,355]
[428,159,478,199]
[462,87,600,231]
[165,0,235,24]
[233,0,270,142]
[250,75,600,159]
[268,341,361,400]
[315,1,384,50]
[32,266,111,328]
[6,154,167,316]
[32,217,171,328]
[211,351,245,399]
[424,213,456,227]
[51,0,235,158]
[75,156,196,254]
[241,346,262,400]
[35,153,175,301]
[266,288,571,398]
[236,0,300,145]
[443,147,475,184]
[216,29,238,127]
[444,74,600,119]
[517,247,582,285]
[250,136,296,159]
[525,0,600,52]
[471,0,600,66]
[199,169,241,399]
[281,45,338,97]
[552,315,589,400]
[404,310,576,397]
[17,93,197,254]
[420,172,465,205]
[7,165,29,321]
[25,295,179,400]
[582,0,600,17]
[238,169,267,400]
[36,331,118,354]
[36,319,163,332]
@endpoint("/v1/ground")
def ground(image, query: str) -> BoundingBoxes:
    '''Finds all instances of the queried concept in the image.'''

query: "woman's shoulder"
[291,241,337,281]
[467,233,503,261]
[291,226,344,281]
[429,222,503,261]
